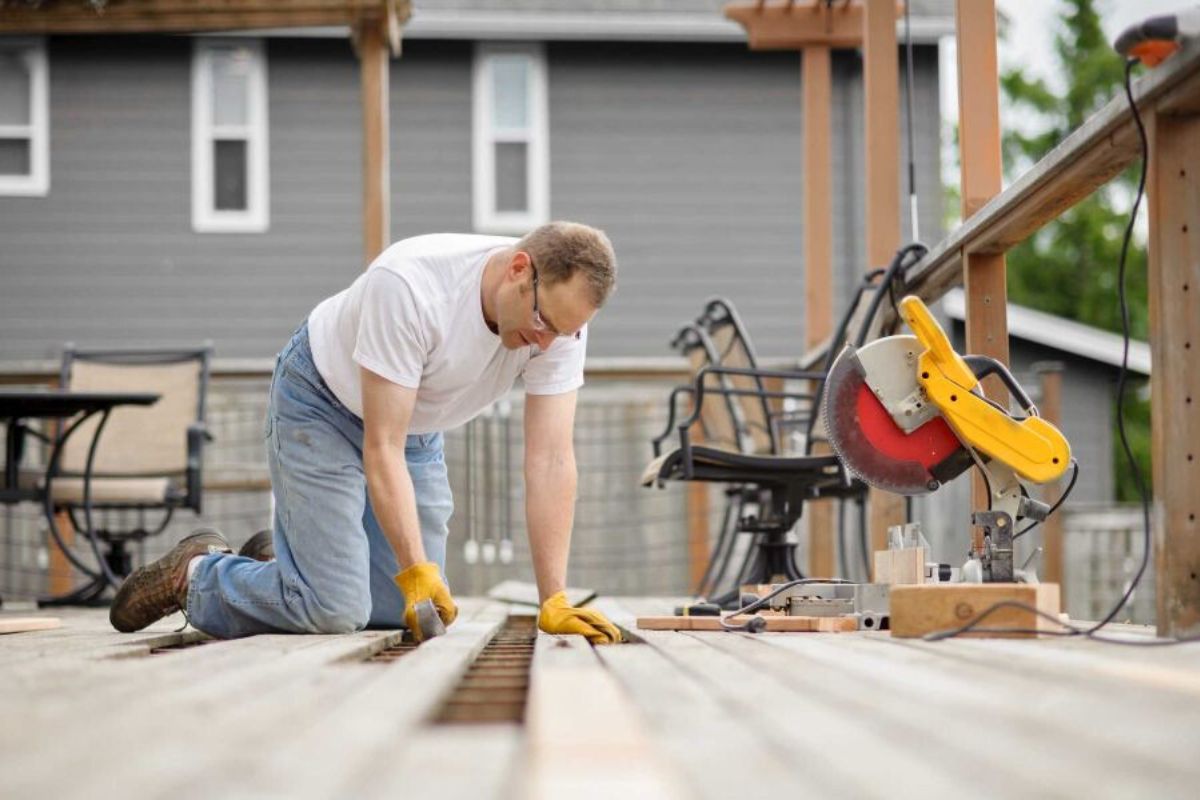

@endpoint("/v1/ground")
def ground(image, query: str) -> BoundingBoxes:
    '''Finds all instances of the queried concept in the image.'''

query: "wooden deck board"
[2,598,1199,798]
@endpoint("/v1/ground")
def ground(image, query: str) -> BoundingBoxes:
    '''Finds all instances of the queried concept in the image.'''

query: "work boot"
[109,528,232,633]
[238,529,275,562]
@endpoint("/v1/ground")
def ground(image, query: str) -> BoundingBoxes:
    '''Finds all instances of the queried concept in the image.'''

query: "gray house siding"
[0,36,364,361]
[1,35,943,363]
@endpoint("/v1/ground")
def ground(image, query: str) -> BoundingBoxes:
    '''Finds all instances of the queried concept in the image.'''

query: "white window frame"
[472,43,549,235]
[0,38,50,197]
[191,38,269,233]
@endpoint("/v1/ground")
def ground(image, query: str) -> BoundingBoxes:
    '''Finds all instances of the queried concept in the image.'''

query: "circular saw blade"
[822,342,965,495]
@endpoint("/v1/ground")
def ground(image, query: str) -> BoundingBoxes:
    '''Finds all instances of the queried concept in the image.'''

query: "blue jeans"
[186,323,453,638]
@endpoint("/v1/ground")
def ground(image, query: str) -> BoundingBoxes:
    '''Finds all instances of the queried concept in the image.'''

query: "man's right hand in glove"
[394,562,458,641]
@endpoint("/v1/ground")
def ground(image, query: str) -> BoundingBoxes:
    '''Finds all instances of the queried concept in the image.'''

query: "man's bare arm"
[524,391,578,603]
[360,367,426,568]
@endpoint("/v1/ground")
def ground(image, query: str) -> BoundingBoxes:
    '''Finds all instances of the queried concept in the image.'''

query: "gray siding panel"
[548,42,806,356]
[0,37,364,361]
[1,37,942,363]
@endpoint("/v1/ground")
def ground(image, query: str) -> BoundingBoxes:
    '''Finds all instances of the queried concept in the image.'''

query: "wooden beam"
[525,635,686,799]
[863,0,904,567]
[1147,109,1200,639]
[724,2,866,50]
[0,1,412,35]
[356,13,391,265]
[687,425,711,593]
[801,45,837,578]
[955,0,1007,545]
[1034,362,1065,587]
[47,511,75,597]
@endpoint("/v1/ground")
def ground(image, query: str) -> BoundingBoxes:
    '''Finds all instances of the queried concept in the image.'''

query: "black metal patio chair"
[643,244,929,601]
[41,344,214,600]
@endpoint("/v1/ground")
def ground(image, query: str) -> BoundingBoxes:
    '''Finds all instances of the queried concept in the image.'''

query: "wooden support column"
[47,510,75,596]
[863,0,905,568]
[955,0,1008,549]
[355,12,396,266]
[1146,108,1200,638]
[687,423,711,592]
[803,45,837,578]
[1034,362,1065,588]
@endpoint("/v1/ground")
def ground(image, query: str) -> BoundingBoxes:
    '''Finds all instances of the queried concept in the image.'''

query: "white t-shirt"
[307,234,586,434]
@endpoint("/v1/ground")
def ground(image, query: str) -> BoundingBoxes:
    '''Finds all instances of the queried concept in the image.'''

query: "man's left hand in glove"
[537,591,622,644]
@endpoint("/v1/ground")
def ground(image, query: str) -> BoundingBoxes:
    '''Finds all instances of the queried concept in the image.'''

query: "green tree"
[999,0,1150,501]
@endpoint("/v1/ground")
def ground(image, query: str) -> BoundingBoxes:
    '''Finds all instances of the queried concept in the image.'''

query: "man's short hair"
[517,221,617,308]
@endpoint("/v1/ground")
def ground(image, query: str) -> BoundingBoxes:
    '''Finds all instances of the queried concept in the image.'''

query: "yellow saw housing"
[899,295,1070,485]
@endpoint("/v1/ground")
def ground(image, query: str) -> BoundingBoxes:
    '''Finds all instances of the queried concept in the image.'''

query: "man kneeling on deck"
[109,222,622,645]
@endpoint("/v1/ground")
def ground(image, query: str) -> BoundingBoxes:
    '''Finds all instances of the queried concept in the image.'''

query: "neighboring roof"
[248,0,956,42]
[942,288,1151,376]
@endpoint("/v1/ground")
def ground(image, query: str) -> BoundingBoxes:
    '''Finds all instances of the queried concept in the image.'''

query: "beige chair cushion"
[641,452,673,487]
[43,476,172,505]
[61,360,200,475]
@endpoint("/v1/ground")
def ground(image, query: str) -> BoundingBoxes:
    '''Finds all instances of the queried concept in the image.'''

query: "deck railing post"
[1146,107,1200,638]
[955,0,1009,555]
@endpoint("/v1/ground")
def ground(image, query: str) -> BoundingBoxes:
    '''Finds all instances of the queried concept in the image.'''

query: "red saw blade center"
[855,382,962,469]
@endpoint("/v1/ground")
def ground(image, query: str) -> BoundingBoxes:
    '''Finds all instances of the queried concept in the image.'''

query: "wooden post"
[356,14,392,266]
[687,423,711,593]
[803,45,837,578]
[863,0,904,569]
[1146,108,1200,638]
[47,510,75,596]
[955,0,1008,551]
[1034,362,1065,588]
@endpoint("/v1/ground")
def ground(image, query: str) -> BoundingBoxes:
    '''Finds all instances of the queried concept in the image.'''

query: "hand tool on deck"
[1114,7,1200,67]
[822,295,1072,583]
[413,598,446,641]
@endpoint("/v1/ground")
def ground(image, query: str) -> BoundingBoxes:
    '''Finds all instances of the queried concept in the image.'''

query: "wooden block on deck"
[0,616,62,634]
[889,583,1061,639]
[637,615,858,633]
[874,547,926,585]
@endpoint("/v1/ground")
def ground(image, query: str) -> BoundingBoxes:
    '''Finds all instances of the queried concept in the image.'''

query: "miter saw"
[822,295,1072,583]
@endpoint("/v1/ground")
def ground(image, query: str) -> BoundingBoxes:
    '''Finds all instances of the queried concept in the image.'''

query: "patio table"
[0,389,160,606]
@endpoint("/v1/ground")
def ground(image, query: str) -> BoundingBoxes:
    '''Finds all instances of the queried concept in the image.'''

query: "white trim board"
[225,13,954,43]
[472,43,549,235]
[191,38,270,233]
[941,288,1151,375]
[0,38,49,197]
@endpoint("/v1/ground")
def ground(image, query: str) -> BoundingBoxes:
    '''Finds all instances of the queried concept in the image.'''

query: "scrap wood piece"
[0,617,62,634]
[636,615,858,633]
[889,583,1061,639]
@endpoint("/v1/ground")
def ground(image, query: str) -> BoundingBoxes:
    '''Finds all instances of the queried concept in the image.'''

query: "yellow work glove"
[394,562,458,641]
[537,591,622,645]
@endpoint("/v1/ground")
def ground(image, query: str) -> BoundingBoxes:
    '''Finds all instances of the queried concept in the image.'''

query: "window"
[191,39,268,232]
[0,39,49,196]
[473,44,548,234]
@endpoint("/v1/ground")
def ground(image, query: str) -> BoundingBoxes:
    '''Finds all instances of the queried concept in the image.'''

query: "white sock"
[186,555,204,583]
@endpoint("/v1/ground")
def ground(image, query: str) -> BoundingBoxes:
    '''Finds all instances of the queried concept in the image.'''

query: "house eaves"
[234,2,955,43]
[942,288,1151,376]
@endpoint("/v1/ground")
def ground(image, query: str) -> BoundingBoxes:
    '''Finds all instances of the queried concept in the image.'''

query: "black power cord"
[1014,458,1080,539]
[719,577,856,632]
[929,58,1197,646]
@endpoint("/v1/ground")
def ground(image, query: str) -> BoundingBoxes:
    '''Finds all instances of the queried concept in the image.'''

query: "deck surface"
[3,597,1200,799]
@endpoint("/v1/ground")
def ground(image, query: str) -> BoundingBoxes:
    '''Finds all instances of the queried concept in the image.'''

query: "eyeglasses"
[530,264,582,340]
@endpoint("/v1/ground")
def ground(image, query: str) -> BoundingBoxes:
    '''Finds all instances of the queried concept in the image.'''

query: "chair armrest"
[652,384,695,456]
[697,364,827,383]
[186,422,210,514]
